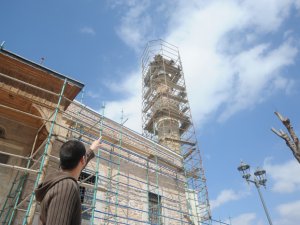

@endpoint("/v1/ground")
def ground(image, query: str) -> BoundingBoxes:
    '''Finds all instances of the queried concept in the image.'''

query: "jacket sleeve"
[46,180,79,225]
[86,149,95,164]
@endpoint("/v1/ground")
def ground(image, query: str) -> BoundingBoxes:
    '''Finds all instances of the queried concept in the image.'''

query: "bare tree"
[271,112,300,163]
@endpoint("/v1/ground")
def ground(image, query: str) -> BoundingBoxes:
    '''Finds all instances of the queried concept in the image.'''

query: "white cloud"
[241,0,294,32]
[264,159,300,193]
[229,213,257,225]
[210,189,248,210]
[86,90,100,99]
[275,200,300,225]
[106,0,299,132]
[226,200,300,225]
[218,40,297,121]
[105,94,142,133]
[106,71,140,95]
[165,0,298,125]
[105,71,142,133]
[114,0,152,51]
[270,77,295,95]
[297,0,300,10]
[80,26,96,35]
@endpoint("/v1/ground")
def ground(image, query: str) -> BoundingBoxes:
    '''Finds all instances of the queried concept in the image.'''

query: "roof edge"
[0,48,85,89]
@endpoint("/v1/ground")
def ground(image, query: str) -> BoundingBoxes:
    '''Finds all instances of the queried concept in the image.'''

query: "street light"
[237,161,273,225]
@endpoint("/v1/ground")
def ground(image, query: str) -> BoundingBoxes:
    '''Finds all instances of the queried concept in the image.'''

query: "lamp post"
[237,162,273,225]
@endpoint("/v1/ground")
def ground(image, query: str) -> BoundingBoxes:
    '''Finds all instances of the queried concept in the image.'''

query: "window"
[0,153,9,164]
[148,192,162,225]
[0,127,9,164]
[0,127,6,138]
[79,171,96,220]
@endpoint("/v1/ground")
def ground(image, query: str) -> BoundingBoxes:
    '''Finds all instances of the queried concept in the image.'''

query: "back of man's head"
[60,140,86,170]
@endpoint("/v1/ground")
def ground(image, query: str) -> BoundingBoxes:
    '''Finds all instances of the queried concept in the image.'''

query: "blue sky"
[1,1,300,224]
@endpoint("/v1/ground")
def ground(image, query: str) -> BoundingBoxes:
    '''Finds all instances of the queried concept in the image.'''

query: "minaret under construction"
[142,39,211,223]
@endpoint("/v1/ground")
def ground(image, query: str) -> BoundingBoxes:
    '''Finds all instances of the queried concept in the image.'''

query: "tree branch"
[272,112,300,164]
[274,112,299,147]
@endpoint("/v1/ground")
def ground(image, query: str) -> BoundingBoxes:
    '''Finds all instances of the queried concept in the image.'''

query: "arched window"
[0,126,5,138]
[0,126,9,164]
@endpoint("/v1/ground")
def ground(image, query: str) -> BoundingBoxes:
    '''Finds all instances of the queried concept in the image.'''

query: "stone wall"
[1,103,190,225]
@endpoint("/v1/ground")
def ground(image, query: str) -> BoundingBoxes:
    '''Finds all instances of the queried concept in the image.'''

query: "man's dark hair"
[60,140,86,170]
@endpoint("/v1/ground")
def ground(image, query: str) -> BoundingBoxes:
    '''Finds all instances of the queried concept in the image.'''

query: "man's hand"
[90,137,102,151]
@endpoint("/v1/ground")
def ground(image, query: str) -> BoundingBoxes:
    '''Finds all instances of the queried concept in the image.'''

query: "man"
[35,138,102,225]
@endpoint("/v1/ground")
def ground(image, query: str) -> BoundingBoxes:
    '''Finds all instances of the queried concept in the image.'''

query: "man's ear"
[79,156,85,165]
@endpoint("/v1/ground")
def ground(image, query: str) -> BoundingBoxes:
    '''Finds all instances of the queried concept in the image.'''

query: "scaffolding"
[141,40,211,224]
[0,48,230,225]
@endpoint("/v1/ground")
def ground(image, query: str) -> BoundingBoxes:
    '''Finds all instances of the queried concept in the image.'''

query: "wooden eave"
[0,49,84,109]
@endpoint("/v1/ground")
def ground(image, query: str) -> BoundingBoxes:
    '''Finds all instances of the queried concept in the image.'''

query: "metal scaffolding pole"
[0,61,232,225]
[22,78,67,225]
[104,146,114,224]
[141,39,212,224]
[0,172,20,223]
[146,160,150,223]
[90,103,105,225]
[154,155,161,225]
[7,174,27,225]
[175,173,184,225]
[5,121,47,225]
[113,110,124,225]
